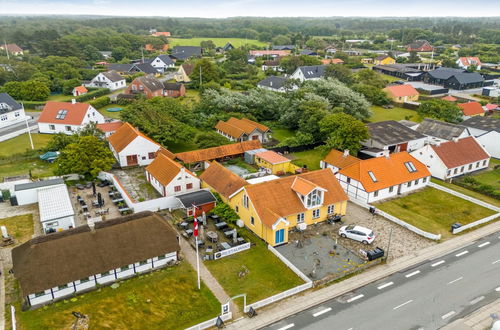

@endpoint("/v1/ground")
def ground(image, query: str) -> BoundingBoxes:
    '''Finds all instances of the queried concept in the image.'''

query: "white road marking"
[377,282,394,290]
[347,328,353,330]
[393,300,413,310]
[277,324,295,330]
[478,242,490,248]
[347,294,364,303]
[313,307,332,317]
[405,270,421,278]
[493,259,500,265]
[455,251,469,257]
[470,296,485,305]
[431,260,445,267]
[495,287,500,292]
[441,311,456,320]
[447,277,463,285]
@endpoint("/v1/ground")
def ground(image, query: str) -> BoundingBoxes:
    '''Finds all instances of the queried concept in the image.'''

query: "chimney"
[88,220,96,232]
[382,146,390,158]
[452,137,459,143]
[343,149,349,157]
[71,99,76,104]
[270,81,273,87]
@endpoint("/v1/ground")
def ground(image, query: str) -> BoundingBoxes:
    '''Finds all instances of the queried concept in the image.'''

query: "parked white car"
[339,225,375,244]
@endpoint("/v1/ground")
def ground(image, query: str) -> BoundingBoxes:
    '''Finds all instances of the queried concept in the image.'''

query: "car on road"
[339,225,375,244]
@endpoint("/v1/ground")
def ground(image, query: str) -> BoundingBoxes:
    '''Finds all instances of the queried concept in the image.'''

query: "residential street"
[0,111,40,141]
[265,232,500,330]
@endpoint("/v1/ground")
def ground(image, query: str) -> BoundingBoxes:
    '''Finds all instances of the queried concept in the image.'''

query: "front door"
[275,229,285,245]
[126,155,138,166]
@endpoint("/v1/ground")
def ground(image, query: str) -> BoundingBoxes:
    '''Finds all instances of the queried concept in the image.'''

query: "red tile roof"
[383,84,419,98]
[108,122,160,153]
[323,149,360,170]
[256,150,290,165]
[176,140,262,164]
[485,104,499,111]
[97,121,123,133]
[441,95,457,102]
[38,101,91,125]
[458,102,484,116]
[73,86,88,94]
[146,153,194,186]
[431,136,489,168]
[249,50,290,57]
[339,152,430,192]
[215,117,270,139]
[458,57,481,67]
[152,32,171,37]
[199,161,247,199]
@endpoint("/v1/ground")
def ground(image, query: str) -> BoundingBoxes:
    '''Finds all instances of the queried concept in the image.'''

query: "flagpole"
[195,235,200,290]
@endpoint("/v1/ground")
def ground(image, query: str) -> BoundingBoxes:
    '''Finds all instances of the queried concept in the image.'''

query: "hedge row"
[75,88,110,102]
[89,96,111,109]
[454,176,500,200]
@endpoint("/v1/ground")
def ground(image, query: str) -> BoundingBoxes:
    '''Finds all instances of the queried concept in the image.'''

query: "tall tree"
[417,99,463,123]
[319,113,369,155]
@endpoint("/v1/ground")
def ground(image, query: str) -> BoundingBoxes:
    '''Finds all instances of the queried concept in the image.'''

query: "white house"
[290,65,327,82]
[215,117,270,143]
[108,122,161,167]
[0,92,29,129]
[410,136,490,180]
[37,100,105,135]
[461,116,500,159]
[38,184,75,234]
[150,55,175,73]
[86,70,126,91]
[13,178,65,206]
[257,76,296,93]
[145,152,200,197]
[320,149,361,173]
[362,121,427,156]
[456,57,482,70]
[336,152,431,203]
[12,212,180,307]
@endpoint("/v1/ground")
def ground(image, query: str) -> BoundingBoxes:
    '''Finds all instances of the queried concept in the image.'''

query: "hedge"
[89,96,111,109]
[454,176,500,200]
[21,101,46,110]
[75,88,110,102]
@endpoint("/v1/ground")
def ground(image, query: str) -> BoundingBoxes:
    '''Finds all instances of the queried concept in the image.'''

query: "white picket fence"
[349,198,442,241]
[184,312,232,330]
[267,245,312,283]
[429,182,500,212]
[452,213,500,234]
[244,282,313,313]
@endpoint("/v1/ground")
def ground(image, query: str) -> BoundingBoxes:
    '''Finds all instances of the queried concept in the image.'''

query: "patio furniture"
[220,242,231,250]
[92,201,100,207]
[206,231,218,243]
[76,184,85,190]
[237,237,246,245]
[82,205,88,212]
[223,229,236,238]
[211,215,220,222]
[185,229,193,237]
[85,182,92,189]
[205,248,213,254]
[112,198,124,204]
[196,240,205,248]
[179,222,189,229]
[215,222,228,230]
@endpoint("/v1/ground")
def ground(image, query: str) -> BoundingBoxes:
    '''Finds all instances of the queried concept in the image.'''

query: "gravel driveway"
[333,202,437,261]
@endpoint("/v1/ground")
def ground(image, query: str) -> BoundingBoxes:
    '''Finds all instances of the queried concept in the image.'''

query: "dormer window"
[306,189,322,208]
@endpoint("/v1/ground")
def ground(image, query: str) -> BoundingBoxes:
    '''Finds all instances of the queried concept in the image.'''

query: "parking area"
[112,167,161,201]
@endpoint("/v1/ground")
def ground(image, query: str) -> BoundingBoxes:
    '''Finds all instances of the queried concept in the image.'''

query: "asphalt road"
[265,232,500,330]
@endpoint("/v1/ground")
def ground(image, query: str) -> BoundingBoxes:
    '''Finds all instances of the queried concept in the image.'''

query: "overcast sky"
[1,0,499,17]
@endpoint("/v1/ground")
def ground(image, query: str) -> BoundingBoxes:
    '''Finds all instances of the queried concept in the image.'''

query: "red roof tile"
[97,121,123,133]
[458,102,484,116]
[38,102,91,125]
[383,85,419,98]
[431,136,489,168]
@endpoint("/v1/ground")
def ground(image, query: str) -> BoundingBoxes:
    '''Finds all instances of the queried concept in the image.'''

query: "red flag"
[193,218,199,237]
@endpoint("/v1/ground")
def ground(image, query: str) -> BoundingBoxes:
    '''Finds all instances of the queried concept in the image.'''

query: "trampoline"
[106,107,123,112]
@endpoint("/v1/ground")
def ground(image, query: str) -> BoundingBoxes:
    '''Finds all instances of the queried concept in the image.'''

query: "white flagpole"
[24,113,34,150]
[195,234,200,290]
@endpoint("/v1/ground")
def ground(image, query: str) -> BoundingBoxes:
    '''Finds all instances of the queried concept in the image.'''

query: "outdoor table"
[223,229,235,238]
[82,205,88,211]
[206,231,218,243]
[179,222,189,229]
[237,237,246,244]
[196,240,205,247]
[205,248,213,254]
[220,242,231,250]
[211,215,220,222]
[92,201,100,207]
[112,198,124,204]
[185,229,193,237]
[215,222,228,230]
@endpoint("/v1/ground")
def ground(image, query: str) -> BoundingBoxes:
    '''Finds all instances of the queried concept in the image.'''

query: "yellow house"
[229,169,348,246]
[374,55,396,65]
[383,84,420,103]
[254,150,299,175]
[174,63,193,83]
[199,161,248,204]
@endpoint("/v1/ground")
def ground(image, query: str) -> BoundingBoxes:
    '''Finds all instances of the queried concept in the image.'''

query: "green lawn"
[270,128,295,143]
[205,230,303,307]
[98,104,123,120]
[375,187,497,239]
[368,105,422,123]
[0,214,34,245]
[0,158,55,181]
[10,262,220,330]
[179,89,200,107]
[169,37,268,48]
[472,168,500,191]
[378,73,403,83]
[431,178,500,208]
[167,140,199,153]
[0,134,52,157]
[47,93,72,102]
[290,148,325,171]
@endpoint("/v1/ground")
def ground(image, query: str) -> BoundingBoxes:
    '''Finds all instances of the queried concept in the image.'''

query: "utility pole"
[23,103,34,150]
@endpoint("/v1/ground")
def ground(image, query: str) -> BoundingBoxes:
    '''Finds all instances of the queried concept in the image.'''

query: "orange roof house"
[215,117,270,143]
[145,44,169,52]
[176,140,262,168]
[249,50,291,57]
[72,85,88,97]
[38,101,105,134]
[96,121,123,137]
[337,152,431,203]
[152,32,171,37]
[458,102,484,117]
[254,150,297,175]
[457,57,481,70]
[441,95,457,102]
[383,84,419,103]
[199,161,247,201]
[321,149,360,172]
[0,43,23,55]
[108,122,163,167]
[145,153,200,197]
[230,169,348,246]
[321,58,344,65]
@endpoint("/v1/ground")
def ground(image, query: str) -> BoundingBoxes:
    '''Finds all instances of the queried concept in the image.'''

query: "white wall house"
[38,184,75,234]
[215,117,270,143]
[86,70,126,91]
[13,178,66,206]
[363,121,427,154]
[145,153,200,197]
[290,65,326,82]
[38,101,105,135]
[108,122,161,167]
[461,117,500,159]
[12,212,179,307]
[410,137,490,180]
[0,93,29,129]
[150,55,175,73]
[336,152,431,204]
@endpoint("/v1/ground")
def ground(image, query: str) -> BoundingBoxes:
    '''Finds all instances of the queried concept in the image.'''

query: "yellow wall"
[391,94,419,103]
[254,158,300,175]
[375,57,396,65]
[230,188,348,246]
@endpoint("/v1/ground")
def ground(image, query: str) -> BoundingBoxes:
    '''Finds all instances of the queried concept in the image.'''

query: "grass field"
[205,230,303,307]
[180,89,201,107]
[368,105,422,123]
[0,214,34,245]
[375,187,497,239]
[169,37,268,48]
[472,168,500,191]
[290,148,325,171]
[98,104,123,120]
[270,128,295,143]
[0,134,52,157]
[47,93,72,102]
[431,179,500,208]
[167,140,199,153]
[11,263,220,330]
[0,159,55,181]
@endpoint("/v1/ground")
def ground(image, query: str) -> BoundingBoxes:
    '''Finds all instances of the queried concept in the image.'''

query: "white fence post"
[452,213,500,234]
[11,305,16,330]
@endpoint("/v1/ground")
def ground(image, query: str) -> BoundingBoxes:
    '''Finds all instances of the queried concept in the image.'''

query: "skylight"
[368,171,378,182]
[55,109,68,120]
[404,161,417,173]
